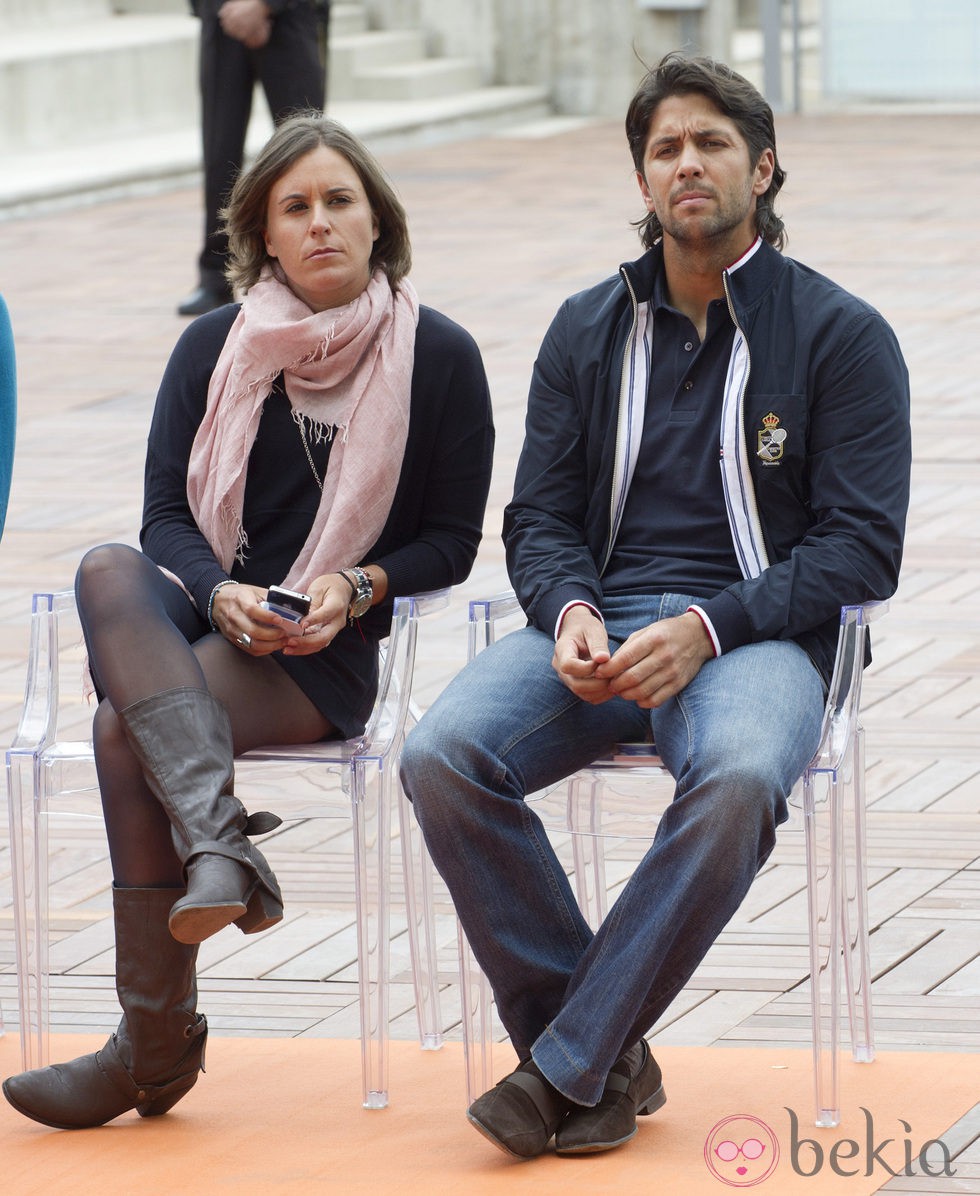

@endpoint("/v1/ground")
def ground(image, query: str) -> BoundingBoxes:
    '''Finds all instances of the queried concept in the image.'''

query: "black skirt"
[271,621,380,741]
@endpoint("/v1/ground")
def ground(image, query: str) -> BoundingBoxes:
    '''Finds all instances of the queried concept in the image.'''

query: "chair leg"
[15,751,54,1072]
[458,921,495,1107]
[804,765,843,1128]
[6,748,46,1070]
[350,755,390,1109]
[841,727,875,1063]
[398,780,443,1051]
[568,773,609,928]
[36,770,53,1072]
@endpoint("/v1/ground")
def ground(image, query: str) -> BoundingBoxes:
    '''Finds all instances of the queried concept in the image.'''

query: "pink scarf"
[187,266,419,592]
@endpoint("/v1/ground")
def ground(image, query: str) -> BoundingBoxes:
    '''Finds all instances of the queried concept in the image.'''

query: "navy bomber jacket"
[503,238,912,685]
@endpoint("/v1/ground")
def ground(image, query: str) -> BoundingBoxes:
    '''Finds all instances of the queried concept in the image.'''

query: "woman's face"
[263,144,380,311]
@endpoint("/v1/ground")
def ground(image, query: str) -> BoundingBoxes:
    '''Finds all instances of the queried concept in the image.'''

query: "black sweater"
[140,301,493,727]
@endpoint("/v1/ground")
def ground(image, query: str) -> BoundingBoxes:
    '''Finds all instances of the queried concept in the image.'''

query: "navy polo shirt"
[601,269,743,600]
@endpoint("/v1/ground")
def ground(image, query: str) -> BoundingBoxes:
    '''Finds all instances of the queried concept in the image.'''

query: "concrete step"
[353,56,483,102]
[0,15,199,153]
[108,0,366,28]
[0,0,553,216]
[330,3,370,38]
[328,29,428,95]
[1,0,110,24]
[0,85,552,218]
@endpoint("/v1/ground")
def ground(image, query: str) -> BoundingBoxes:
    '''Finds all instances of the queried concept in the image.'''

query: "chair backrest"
[812,601,887,772]
[10,591,88,755]
[361,588,451,756]
[0,293,16,540]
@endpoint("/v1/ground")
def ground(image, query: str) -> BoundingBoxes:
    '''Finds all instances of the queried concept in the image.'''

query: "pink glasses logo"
[704,1115,780,1187]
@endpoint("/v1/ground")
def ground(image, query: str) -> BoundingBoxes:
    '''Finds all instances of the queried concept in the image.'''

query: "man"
[400,52,911,1160]
[178,0,328,316]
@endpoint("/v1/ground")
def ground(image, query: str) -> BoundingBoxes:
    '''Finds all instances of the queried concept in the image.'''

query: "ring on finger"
[236,632,252,649]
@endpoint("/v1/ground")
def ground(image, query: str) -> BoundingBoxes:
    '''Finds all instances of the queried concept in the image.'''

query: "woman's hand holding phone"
[277,575,351,656]
[212,582,297,655]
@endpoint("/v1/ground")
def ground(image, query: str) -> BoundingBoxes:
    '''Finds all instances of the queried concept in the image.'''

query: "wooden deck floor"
[0,111,977,1162]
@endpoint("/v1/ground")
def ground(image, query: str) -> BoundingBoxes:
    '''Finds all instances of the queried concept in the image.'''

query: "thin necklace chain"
[278,384,324,492]
[297,419,324,491]
[290,407,323,492]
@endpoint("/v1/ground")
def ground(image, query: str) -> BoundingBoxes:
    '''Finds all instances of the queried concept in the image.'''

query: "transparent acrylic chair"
[459,591,884,1128]
[0,292,13,1042]
[5,586,449,1110]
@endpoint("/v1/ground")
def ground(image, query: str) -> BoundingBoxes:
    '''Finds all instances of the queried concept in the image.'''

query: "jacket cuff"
[533,583,603,640]
[692,590,753,656]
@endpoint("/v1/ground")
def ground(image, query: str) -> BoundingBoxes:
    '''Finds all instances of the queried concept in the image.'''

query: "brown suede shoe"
[467,1058,575,1159]
[554,1039,666,1155]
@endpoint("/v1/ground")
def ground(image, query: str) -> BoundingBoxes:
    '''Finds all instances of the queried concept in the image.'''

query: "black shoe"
[177,284,233,317]
[554,1039,665,1155]
[467,1058,574,1160]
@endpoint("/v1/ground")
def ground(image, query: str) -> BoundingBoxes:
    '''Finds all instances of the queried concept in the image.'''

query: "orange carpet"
[0,1034,976,1195]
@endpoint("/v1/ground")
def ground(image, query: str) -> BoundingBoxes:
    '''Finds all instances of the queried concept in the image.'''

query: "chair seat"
[595,744,663,766]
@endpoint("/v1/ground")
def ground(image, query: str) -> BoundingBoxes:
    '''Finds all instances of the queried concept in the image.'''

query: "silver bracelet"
[207,579,238,631]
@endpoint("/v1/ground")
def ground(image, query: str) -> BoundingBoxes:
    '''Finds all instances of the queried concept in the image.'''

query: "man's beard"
[661,183,755,246]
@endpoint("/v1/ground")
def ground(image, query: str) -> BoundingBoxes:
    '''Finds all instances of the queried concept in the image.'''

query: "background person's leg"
[181,13,254,312]
[258,1,326,120]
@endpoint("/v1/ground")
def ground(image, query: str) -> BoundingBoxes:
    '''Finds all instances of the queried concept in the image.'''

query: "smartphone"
[261,584,312,623]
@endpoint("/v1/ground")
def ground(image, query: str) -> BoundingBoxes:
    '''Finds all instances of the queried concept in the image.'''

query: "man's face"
[636,91,774,253]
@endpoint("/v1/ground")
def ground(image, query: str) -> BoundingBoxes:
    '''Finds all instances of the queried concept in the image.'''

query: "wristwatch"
[342,566,373,619]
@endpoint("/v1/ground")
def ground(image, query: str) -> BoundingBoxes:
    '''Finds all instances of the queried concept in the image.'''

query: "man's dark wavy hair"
[626,52,786,251]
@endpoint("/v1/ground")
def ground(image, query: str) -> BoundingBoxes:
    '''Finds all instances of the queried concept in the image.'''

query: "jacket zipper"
[601,266,640,575]
[721,268,769,576]
[721,267,749,458]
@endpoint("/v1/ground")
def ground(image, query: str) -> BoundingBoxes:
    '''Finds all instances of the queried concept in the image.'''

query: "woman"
[3,114,494,1130]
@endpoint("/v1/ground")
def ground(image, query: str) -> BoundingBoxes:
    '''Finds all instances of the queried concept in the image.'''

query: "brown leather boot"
[118,687,283,944]
[2,886,207,1129]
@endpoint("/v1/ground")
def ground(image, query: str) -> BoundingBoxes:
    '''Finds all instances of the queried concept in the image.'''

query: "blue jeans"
[400,594,825,1105]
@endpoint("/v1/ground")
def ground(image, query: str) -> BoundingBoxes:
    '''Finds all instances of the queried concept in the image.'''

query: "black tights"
[76,544,332,888]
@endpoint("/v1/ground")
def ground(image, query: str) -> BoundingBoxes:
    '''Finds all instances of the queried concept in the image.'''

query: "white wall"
[365,0,736,116]
[823,0,980,102]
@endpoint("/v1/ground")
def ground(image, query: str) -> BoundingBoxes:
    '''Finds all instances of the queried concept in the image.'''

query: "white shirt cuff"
[686,604,721,657]
[555,600,603,641]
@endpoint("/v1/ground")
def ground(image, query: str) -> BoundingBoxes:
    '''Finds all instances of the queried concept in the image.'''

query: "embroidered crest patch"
[756,411,786,465]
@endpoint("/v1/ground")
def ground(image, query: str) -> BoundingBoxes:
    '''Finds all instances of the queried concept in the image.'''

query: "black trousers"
[197,1,328,283]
